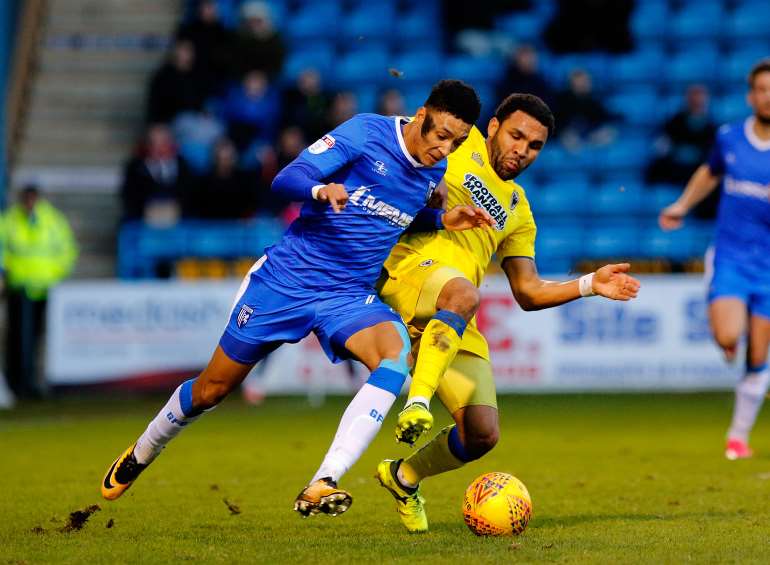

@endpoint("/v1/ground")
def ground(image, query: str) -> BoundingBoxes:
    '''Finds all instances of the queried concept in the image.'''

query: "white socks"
[727,367,770,443]
[311,383,397,483]
[134,380,203,464]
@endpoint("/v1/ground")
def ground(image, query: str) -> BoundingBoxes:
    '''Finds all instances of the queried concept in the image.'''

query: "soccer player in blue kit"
[660,60,770,460]
[101,80,494,515]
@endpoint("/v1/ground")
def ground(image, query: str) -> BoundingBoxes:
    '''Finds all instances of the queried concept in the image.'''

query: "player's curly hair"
[749,59,770,88]
[423,80,481,127]
[495,93,555,138]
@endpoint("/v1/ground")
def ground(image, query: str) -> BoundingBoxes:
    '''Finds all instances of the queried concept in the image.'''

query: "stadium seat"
[281,45,335,84]
[186,224,247,257]
[585,225,641,258]
[544,54,609,91]
[397,9,443,44]
[339,5,396,42]
[640,225,696,260]
[722,47,770,84]
[608,48,665,86]
[284,4,341,44]
[667,3,722,41]
[630,0,669,41]
[643,184,682,216]
[444,55,505,85]
[354,86,378,113]
[600,137,651,173]
[665,47,719,85]
[725,5,769,40]
[590,181,644,217]
[606,88,659,126]
[529,178,590,218]
[388,51,444,85]
[401,84,434,114]
[714,93,750,124]
[178,140,214,174]
[494,11,549,43]
[535,225,584,271]
[333,49,391,88]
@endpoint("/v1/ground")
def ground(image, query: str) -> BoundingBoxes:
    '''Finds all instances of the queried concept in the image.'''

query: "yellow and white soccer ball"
[462,472,532,536]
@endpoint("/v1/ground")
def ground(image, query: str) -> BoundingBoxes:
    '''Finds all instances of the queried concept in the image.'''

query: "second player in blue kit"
[100,80,494,516]
[660,59,770,460]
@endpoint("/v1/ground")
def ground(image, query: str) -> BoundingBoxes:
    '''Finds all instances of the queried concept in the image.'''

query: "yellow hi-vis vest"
[2,200,78,300]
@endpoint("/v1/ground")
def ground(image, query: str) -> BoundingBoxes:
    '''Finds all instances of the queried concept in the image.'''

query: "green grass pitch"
[2,393,769,563]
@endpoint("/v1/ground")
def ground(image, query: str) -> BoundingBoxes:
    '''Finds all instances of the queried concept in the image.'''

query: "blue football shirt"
[261,113,446,291]
[707,116,770,269]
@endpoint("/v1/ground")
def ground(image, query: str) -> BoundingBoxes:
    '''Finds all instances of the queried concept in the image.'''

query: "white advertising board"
[46,275,740,391]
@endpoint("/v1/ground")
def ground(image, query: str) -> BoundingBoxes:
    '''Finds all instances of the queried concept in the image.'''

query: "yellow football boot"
[375,459,428,533]
[395,402,433,445]
[101,443,148,501]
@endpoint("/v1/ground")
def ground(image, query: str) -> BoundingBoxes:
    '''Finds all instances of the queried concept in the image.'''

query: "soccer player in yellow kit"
[374,93,641,532]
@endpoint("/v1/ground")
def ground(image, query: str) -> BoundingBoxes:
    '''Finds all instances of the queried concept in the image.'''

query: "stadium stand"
[10,0,770,278]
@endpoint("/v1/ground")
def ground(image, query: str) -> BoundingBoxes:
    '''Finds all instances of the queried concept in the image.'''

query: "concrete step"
[26,105,143,125]
[45,14,178,34]
[16,151,126,167]
[38,48,165,73]
[48,0,181,18]
[72,252,117,278]
[25,123,139,145]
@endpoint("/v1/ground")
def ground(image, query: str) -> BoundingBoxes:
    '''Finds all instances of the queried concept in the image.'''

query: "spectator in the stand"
[377,88,406,116]
[191,138,259,219]
[257,126,306,219]
[146,39,208,123]
[545,0,633,54]
[282,68,332,141]
[227,1,285,79]
[176,0,232,88]
[217,70,281,151]
[555,69,617,150]
[324,91,358,130]
[646,85,718,219]
[121,124,195,223]
[172,109,227,173]
[2,185,77,399]
[497,44,554,106]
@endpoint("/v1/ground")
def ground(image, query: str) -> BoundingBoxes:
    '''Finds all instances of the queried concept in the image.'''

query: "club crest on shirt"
[510,191,520,210]
[471,152,484,167]
[308,134,336,154]
[373,161,388,176]
[237,304,254,328]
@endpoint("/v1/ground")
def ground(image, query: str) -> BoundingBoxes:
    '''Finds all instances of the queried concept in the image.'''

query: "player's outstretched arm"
[442,205,495,231]
[501,257,640,311]
[659,164,721,231]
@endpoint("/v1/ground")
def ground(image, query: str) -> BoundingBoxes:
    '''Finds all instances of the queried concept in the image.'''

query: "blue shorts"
[708,258,770,320]
[219,257,404,365]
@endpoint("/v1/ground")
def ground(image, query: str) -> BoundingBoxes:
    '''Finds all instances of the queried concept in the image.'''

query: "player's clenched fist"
[317,183,349,213]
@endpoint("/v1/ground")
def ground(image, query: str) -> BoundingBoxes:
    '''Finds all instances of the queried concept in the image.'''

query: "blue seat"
[630,1,668,40]
[494,12,549,43]
[333,49,390,88]
[590,181,644,217]
[284,4,341,44]
[354,86,378,113]
[137,225,187,259]
[585,226,640,258]
[401,84,433,113]
[666,47,719,85]
[444,55,505,85]
[281,45,334,83]
[245,218,285,253]
[398,9,442,42]
[339,5,396,42]
[529,178,590,217]
[178,140,213,174]
[714,93,750,125]
[640,226,695,260]
[601,137,651,172]
[186,224,247,257]
[643,184,682,216]
[545,54,609,91]
[535,226,585,266]
[725,6,769,39]
[668,4,722,40]
[722,47,770,84]
[608,49,664,85]
[606,89,659,126]
[388,51,444,85]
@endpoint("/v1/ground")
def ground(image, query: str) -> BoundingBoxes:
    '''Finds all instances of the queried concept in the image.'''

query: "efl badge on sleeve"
[237,304,254,328]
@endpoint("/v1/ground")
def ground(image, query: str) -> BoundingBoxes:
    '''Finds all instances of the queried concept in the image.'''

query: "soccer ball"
[462,472,532,536]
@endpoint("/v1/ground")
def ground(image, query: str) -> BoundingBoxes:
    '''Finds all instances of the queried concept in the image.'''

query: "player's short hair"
[423,80,481,126]
[748,59,770,88]
[495,93,555,138]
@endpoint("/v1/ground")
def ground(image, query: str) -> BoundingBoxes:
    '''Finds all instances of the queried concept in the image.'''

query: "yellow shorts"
[376,249,496,412]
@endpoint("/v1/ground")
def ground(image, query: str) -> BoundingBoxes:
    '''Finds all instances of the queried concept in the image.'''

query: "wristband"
[311,185,325,200]
[579,273,596,297]
[406,396,430,410]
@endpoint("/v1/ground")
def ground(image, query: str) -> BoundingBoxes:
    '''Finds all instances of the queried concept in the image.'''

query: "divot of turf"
[223,498,241,515]
[58,504,101,533]
[106,519,115,529]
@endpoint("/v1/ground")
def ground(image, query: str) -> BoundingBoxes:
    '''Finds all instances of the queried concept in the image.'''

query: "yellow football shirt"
[388,125,537,288]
